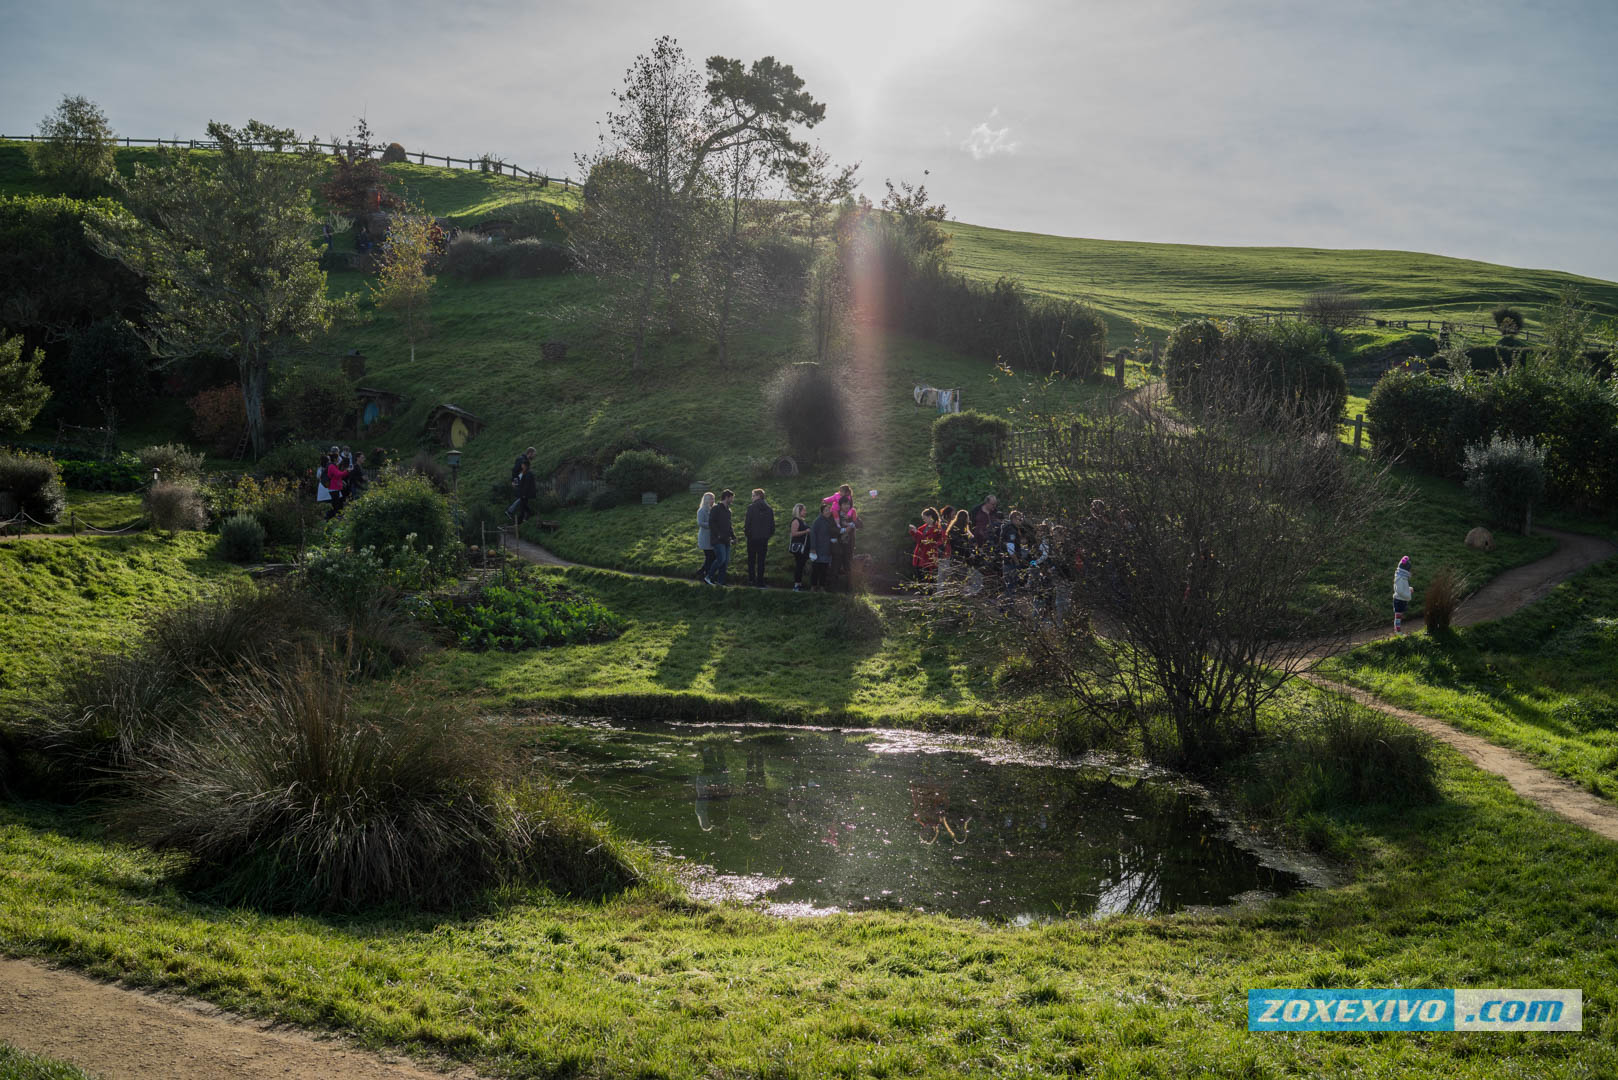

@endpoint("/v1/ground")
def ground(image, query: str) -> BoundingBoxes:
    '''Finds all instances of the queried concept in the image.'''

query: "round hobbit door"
[450,417,469,447]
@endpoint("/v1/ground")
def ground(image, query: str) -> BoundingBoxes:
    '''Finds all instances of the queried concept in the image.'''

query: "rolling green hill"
[948,221,1618,346]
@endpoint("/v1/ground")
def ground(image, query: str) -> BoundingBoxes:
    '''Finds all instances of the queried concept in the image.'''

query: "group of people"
[695,484,863,591]
[907,492,1076,603]
[315,445,367,519]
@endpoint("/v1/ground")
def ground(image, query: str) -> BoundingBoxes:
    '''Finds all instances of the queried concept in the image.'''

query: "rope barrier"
[0,509,147,535]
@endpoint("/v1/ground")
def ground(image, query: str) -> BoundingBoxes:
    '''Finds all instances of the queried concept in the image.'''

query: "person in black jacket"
[743,487,776,587]
[706,489,736,586]
[507,459,538,524]
[807,501,837,591]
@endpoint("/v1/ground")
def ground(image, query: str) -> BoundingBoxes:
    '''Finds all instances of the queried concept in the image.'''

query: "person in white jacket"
[1392,555,1413,635]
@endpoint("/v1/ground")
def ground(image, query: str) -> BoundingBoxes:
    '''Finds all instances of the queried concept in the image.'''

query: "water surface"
[533,720,1316,921]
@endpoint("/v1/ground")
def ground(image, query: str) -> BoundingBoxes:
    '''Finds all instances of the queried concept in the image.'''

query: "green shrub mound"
[768,362,849,463]
[0,452,66,524]
[253,441,326,481]
[58,455,144,491]
[602,449,692,497]
[112,657,639,911]
[218,512,267,563]
[1166,319,1347,431]
[588,488,622,510]
[340,474,456,572]
[931,410,1010,507]
[1463,433,1546,533]
[440,236,573,282]
[433,577,627,651]
[1366,363,1618,509]
[137,442,206,483]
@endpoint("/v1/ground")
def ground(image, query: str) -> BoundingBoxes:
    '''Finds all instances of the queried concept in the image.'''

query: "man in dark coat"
[743,487,776,587]
[706,489,736,586]
[507,460,538,524]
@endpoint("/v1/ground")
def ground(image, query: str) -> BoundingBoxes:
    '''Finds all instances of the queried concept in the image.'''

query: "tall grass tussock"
[114,654,639,911]
[1422,566,1466,632]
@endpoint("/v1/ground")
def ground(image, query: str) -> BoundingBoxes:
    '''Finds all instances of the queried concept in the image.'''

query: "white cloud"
[959,108,1017,160]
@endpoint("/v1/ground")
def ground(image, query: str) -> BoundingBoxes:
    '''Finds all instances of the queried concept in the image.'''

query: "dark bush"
[1464,433,1546,533]
[603,449,692,497]
[137,442,206,483]
[111,656,639,911]
[1163,319,1223,403]
[931,410,1011,507]
[144,480,207,531]
[253,441,326,481]
[459,501,505,545]
[589,488,623,510]
[341,473,457,572]
[507,238,573,277]
[381,142,407,164]
[1300,288,1363,331]
[440,234,504,281]
[218,512,266,563]
[1479,363,1618,512]
[57,455,143,492]
[860,230,1108,376]
[61,317,152,414]
[1365,369,1487,478]
[768,362,849,462]
[404,450,450,492]
[1492,306,1524,334]
[270,365,353,440]
[0,452,66,523]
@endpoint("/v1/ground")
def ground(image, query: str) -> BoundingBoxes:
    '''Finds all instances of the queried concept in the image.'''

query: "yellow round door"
[450,417,469,447]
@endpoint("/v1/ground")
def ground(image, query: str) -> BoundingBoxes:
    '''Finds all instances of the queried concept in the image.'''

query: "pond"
[532,719,1326,922]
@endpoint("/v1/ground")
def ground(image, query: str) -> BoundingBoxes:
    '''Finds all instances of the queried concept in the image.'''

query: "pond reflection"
[532,720,1311,921]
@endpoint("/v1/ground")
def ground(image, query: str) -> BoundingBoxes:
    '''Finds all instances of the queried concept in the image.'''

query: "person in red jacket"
[909,507,944,583]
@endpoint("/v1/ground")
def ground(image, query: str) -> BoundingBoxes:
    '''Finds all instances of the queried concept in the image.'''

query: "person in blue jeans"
[706,489,736,585]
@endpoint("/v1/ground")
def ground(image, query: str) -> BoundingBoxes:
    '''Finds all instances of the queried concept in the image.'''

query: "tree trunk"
[240,351,268,459]
[631,265,656,371]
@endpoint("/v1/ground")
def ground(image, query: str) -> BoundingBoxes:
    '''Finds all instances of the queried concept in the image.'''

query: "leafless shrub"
[1301,288,1365,332]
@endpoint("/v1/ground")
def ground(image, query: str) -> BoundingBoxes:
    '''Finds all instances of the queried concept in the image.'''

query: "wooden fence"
[0,133,574,189]
[1250,309,1532,342]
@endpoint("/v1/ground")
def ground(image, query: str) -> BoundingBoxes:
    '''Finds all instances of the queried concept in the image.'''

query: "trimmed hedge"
[58,455,144,491]
[0,451,66,523]
[931,410,1011,508]
[1165,319,1347,431]
[602,449,692,497]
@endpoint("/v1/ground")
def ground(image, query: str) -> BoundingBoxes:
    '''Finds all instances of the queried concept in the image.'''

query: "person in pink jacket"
[325,457,349,519]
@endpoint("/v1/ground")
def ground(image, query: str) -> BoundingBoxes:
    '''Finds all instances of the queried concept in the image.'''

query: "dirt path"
[0,957,485,1080]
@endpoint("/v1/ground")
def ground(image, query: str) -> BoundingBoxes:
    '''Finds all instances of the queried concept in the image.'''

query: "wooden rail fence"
[0,133,574,189]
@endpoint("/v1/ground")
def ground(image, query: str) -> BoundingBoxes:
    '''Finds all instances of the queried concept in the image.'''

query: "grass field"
[948,220,1618,347]
[1324,559,1618,797]
[0,534,245,709]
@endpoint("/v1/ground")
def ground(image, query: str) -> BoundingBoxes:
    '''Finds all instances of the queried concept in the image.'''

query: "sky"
[5,0,1616,281]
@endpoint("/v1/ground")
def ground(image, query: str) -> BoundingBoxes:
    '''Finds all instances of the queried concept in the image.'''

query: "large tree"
[87,120,345,457]
[574,37,824,368]
[29,94,117,196]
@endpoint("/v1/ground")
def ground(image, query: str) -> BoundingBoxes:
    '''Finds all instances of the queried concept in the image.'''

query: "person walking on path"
[909,507,944,583]
[788,503,811,591]
[1393,555,1414,634]
[696,491,716,582]
[808,501,837,592]
[707,489,736,586]
[743,487,776,587]
[507,459,538,524]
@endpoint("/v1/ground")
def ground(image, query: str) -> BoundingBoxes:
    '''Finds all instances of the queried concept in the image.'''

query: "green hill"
[948,221,1618,347]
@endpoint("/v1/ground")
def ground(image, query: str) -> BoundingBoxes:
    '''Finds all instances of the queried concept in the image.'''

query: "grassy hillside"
[948,220,1618,346]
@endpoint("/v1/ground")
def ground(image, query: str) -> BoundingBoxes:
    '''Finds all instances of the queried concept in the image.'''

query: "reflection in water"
[534,720,1311,921]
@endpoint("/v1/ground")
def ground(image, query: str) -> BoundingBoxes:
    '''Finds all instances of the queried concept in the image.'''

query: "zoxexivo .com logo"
[1248,989,1582,1032]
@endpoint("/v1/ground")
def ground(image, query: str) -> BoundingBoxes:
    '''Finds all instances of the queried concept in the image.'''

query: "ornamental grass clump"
[1422,566,1467,633]
[113,654,639,911]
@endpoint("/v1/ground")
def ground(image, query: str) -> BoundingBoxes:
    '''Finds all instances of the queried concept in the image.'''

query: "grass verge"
[0,1044,95,1080]
[1322,558,1618,797]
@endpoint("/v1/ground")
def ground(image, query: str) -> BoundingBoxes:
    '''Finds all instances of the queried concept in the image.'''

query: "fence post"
[1115,352,1126,388]
[1353,414,1364,454]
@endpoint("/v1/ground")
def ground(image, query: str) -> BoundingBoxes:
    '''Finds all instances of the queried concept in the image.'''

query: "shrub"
[432,577,627,651]
[603,449,692,497]
[302,544,387,618]
[1364,369,1486,477]
[343,474,455,568]
[440,234,505,281]
[404,450,450,492]
[1464,433,1546,533]
[1300,288,1364,332]
[253,440,326,481]
[1480,362,1618,511]
[1422,566,1466,632]
[57,455,144,491]
[0,452,66,524]
[768,362,849,462]
[187,384,246,454]
[218,512,266,563]
[34,585,315,789]
[144,480,207,531]
[137,442,206,483]
[381,141,408,164]
[507,238,573,277]
[270,365,353,440]
[110,656,639,911]
[589,488,623,510]
[1224,321,1348,430]
[1163,318,1223,402]
[931,410,1012,507]
[1492,305,1525,335]
[459,501,505,545]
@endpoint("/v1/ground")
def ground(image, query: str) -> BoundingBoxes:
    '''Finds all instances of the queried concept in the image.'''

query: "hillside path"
[0,957,487,1080]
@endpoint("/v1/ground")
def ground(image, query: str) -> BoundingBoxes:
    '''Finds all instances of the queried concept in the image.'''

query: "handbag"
[789,536,806,555]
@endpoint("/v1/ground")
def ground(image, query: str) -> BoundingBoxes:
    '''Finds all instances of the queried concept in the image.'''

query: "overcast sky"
[6,0,1616,280]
